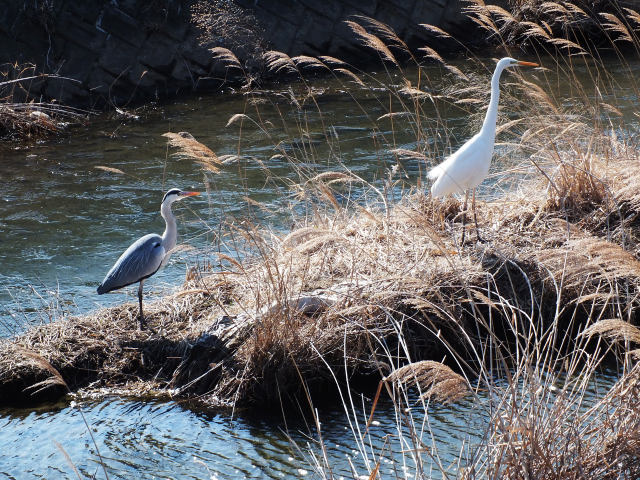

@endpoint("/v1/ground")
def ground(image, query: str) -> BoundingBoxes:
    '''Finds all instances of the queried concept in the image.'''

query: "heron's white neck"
[480,63,508,139]
[161,200,178,252]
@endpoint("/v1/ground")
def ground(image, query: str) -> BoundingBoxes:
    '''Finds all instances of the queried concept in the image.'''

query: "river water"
[0,57,638,478]
[0,75,427,334]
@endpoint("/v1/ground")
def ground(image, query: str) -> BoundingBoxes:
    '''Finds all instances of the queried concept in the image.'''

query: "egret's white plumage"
[428,57,538,241]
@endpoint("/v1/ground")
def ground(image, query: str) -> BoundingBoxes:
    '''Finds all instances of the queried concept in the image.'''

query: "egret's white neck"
[161,200,178,251]
[480,63,508,138]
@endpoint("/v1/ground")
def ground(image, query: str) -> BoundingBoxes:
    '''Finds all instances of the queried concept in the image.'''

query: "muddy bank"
[1,154,640,409]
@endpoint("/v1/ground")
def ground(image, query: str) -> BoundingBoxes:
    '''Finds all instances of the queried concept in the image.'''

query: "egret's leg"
[461,189,469,245]
[137,279,146,330]
[472,188,485,243]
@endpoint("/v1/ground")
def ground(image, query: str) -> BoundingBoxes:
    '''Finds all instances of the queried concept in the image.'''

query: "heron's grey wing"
[97,234,166,294]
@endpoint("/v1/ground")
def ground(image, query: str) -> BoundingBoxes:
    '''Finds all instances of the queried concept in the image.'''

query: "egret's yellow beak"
[517,60,538,67]
[181,191,200,197]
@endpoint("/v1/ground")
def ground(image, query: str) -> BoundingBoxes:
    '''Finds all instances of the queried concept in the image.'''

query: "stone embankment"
[0,0,484,108]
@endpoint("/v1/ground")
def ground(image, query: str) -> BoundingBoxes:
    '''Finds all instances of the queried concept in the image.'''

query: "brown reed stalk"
[385,360,470,403]
[162,131,222,173]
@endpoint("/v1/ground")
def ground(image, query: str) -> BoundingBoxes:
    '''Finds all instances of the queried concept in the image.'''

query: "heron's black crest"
[162,188,182,203]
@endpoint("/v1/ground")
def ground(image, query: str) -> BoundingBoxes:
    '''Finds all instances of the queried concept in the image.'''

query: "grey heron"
[97,188,200,329]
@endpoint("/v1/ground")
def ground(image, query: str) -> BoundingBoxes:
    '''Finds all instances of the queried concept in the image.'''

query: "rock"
[139,33,178,74]
[98,36,139,77]
[57,13,107,52]
[98,5,147,48]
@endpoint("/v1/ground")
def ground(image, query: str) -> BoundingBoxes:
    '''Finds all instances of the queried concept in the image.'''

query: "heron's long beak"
[181,191,200,197]
[517,61,538,67]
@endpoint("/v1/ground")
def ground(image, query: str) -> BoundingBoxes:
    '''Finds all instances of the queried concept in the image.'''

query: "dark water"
[1,57,638,478]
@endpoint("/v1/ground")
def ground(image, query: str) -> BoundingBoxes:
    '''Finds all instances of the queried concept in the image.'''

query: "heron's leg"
[461,189,469,245]
[472,188,485,243]
[137,279,146,330]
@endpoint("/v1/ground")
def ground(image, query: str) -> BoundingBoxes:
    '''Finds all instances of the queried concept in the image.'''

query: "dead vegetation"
[4,147,640,479]
[162,131,223,172]
[467,0,640,55]
[3,3,640,417]
[0,63,86,140]
[191,0,268,86]
[468,353,640,480]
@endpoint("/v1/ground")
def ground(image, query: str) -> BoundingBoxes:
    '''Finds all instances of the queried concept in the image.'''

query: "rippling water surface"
[1,79,427,333]
[0,372,619,479]
[1,57,638,478]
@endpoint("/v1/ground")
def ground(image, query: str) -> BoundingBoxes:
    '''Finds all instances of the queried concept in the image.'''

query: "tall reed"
[224,3,640,478]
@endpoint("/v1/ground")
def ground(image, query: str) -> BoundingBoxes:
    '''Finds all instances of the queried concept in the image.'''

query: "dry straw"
[0,66,85,139]
[385,360,469,403]
[580,319,640,345]
[4,147,640,410]
[344,20,399,67]
[162,131,222,173]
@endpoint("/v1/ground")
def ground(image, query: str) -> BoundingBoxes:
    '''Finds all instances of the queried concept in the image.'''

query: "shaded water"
[1,57,639,477]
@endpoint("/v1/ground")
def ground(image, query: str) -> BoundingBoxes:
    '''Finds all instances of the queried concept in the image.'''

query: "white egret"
[97,188,200,329]
[428,57,538,243]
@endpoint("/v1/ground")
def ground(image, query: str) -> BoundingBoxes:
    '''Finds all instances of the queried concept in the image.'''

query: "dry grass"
[467,361,640,479]
[0,63,85,139]
[385,360,470,403]
[191,0,267,85]
[581,318,640,344]
[473,0,640,55]
[162,131,222,172]
[4,6,640,414]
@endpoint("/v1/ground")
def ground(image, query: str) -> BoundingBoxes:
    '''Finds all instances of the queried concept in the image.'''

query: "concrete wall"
[0,0,481,108]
